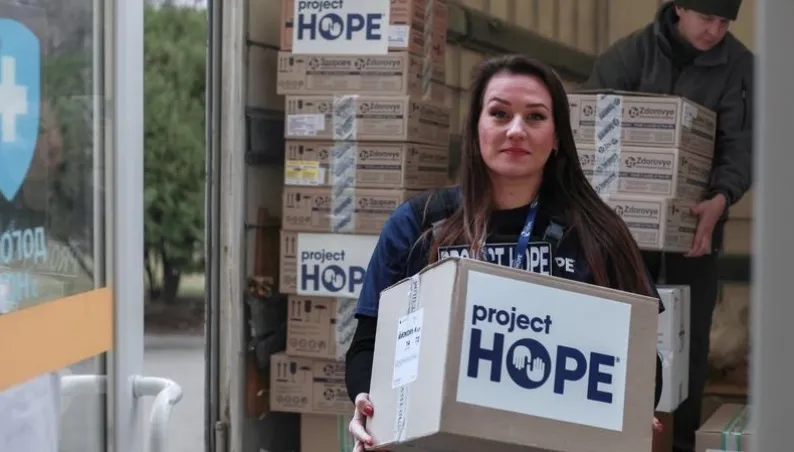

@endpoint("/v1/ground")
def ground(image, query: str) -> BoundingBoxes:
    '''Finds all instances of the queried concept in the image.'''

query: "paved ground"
[142,335,206,452]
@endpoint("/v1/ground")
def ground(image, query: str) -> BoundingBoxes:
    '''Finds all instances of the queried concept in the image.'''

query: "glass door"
[0,0,168,451]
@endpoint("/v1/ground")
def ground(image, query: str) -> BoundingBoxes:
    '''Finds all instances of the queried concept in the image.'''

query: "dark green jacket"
[583,1,754,217]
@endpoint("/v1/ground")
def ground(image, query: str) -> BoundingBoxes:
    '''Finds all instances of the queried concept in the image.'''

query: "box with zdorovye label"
[275,52,447,105]
[281,186,421,234]
[602,195,697,253]
[568,91,717,159]
[284,95,451,146]
[269,352,351,415]
[577,144,711,201]
[283,140,449,190]
[286,295,358,361]
[367,257,659,452]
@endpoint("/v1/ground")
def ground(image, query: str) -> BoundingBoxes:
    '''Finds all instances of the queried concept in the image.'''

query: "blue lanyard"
[511,199,539,269]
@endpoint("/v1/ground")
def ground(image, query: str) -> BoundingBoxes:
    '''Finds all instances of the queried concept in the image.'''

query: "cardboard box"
[280,0,448,61]
[300,414,355,452]
[284,140,449,189]
[577,144,711,200]
[568,92,717,159]
[657,286,690,352]
[287,295,358,361]
[656,286,690,413]
[695,404,751,452]
[285,95,451,145]
[276,52,446,105]
[657,351,688,415]
[729,189,753,220]
[270,352,352,415]
[282,186,420,234]
[368,257,659,452]
[279,230,379,299]
[603,195,697,253]
[722,219,751,255]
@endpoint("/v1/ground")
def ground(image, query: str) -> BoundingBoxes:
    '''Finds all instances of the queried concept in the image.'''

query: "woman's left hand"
[653,416,664,434]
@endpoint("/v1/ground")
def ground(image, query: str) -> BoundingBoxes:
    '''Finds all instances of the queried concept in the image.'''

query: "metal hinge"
[214,421,229,452]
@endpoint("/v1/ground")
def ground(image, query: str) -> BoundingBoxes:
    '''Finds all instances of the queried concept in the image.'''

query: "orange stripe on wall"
[0,287,113,391]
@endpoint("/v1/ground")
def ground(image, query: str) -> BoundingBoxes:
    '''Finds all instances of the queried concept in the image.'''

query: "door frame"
[105,0,146,450]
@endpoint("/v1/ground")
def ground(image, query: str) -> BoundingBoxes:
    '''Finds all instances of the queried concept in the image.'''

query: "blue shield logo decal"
[0,18,41,201]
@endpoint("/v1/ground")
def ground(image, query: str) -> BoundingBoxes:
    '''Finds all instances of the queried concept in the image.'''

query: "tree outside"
[143,3,206,310]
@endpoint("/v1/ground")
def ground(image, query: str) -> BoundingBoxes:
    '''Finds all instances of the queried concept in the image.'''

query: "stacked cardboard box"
[695,403,751,451]
[657,285,691,413]
[271,1,452,443]
[568,91,718,252]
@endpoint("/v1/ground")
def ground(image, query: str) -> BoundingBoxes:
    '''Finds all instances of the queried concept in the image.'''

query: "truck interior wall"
[225,0,756,450]
[241,1,300,451]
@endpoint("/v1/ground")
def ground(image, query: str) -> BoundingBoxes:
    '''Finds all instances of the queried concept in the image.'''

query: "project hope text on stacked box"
[271,0,453,434]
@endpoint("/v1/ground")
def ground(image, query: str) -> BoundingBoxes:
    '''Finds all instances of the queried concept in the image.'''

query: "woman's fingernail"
[365,405,373,415]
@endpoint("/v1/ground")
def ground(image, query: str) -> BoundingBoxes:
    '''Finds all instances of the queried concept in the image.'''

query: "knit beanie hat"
[674,0,743,21]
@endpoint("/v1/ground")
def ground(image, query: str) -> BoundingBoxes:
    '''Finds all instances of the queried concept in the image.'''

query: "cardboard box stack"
[568,91,718,252]
[272,1,451,447]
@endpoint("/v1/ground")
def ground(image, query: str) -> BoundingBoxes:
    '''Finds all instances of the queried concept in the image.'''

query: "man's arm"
[708,51,754,205]
[582,35,644,90]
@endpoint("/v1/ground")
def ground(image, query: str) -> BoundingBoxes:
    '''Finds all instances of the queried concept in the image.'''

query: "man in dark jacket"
[583,1,753,451]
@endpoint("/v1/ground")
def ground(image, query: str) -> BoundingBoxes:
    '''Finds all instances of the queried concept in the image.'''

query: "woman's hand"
[349,393,375,452]
[653,416,664,434]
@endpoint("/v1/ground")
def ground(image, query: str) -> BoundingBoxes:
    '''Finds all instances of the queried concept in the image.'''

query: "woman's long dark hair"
[428,54,653,296]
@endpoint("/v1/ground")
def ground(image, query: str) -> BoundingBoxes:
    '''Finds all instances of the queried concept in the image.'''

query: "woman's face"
[477,72,557,180]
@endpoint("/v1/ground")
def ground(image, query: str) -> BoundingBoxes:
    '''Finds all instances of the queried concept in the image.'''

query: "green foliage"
[144,4,207,301]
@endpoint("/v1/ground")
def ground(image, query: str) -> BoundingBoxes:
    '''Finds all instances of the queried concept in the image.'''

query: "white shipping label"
[287,114,325,137]
[292,0,391,55]
[295,233,379,299]
[456,270,632,431]
[389,25,410,47]
[392,308,424,388]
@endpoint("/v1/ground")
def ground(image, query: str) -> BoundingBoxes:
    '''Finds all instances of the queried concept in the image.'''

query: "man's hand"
[686,194,728,257]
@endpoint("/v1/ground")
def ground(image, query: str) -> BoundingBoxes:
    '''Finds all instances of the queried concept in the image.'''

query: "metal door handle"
[133,376,183,452]
[60,374,184,452]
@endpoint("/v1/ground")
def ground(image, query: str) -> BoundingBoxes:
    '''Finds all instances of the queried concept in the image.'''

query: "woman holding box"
[345,54,665,451]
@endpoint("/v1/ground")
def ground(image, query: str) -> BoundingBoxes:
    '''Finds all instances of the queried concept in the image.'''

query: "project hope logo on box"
[292,0,391,54]
[295,232,379,298]
[456,271,632,431]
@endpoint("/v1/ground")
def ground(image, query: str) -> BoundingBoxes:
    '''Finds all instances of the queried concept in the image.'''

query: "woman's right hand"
[348,393,375,452]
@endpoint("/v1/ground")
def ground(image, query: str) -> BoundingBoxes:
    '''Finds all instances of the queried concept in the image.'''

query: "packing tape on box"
[334,298,358,361]
[329,95,358,233]
[592,94,623,195]
[332,94,358,141]
[718,405,749,451]
[420,0,434,102]
[328,141,356,233]
[336,414,355,452]
[394,274,422,442]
